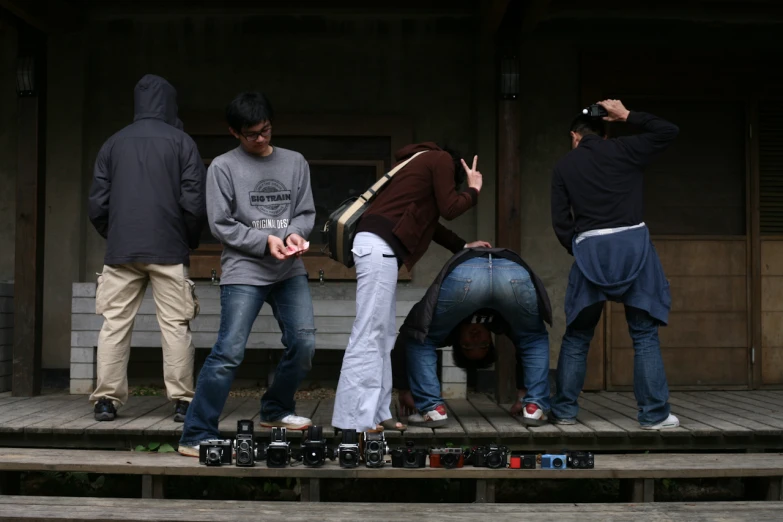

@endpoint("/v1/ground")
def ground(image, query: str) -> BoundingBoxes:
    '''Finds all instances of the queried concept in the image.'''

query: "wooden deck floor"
[1,390,782,451]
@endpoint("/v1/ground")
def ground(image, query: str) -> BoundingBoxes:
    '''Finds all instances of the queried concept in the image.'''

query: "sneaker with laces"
[640,413,680,430]
[173,400,189,423]
[93,398,116,421]
[259,414,312,430]
[407,404,448,428]
[520,403,548,427]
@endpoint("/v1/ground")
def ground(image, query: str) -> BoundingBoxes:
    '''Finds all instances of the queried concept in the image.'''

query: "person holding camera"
[549,99,680,430]
[392,247,552,427]
[178,92,316,457]
[332,142,489,434]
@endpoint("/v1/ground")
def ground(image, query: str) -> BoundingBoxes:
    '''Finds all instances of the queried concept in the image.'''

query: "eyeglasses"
[242,126,272,141]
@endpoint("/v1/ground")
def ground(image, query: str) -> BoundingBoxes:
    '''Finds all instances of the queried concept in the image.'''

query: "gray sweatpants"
[332,232,398,431]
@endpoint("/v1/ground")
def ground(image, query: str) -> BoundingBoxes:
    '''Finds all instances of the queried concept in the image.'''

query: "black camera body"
[390,440,428,468]
[301,425,334,468]
[363,431,388,468]
[266,427,291,468]
[509,452,537,469]
[582,104,608,118]
[567,450,595,469]
[234,419,261,467]
[338,429,361,468]
[199,439,233,466]
[472,443,509,469]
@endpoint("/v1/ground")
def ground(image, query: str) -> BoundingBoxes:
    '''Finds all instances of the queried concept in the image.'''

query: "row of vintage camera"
[198,420,595,470]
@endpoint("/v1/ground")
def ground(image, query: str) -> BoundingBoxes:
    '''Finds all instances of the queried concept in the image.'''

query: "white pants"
[332,232,398,431]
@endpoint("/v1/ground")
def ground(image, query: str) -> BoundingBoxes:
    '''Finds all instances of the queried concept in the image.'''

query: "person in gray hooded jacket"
[88,74,206,422]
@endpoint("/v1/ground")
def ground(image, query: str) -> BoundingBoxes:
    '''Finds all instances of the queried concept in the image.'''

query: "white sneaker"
[407,404,449,428]
[640,414,680,430]
[520,403,548,427]
[259,414,312,430]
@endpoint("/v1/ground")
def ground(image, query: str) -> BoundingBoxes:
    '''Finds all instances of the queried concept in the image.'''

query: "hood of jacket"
[394,141,442,162]
[133,74,178,126]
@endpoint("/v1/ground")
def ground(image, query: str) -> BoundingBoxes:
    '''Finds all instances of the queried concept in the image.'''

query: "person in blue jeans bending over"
[549,99,680,430]
[391,247,552,427]
[178,92,316,457]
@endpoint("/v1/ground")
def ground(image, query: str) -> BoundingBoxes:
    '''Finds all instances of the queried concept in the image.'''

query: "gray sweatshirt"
[206,145,315,285]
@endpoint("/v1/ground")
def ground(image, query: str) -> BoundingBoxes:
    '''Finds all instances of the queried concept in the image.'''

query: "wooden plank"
[611,312,747,348]
[71,298,419,318]
[217,397,260,435]
[762,240,783,276]
[762,312,783,346]
[577,395,655,438]
[662,393,755,436]
[667,275,747,311]
[0,497,782,521]
[445,398,497,438]
[0,396,81,430]
[743,391,783,406]
[2,449,783,480]
[72,331,353,350]
[654,239,746,276]
[701,392,783,422]
[596,392,690,438]
[23,396,99,434]
[610,392,721,437]
[762,276,783,312]
[145,397,245,436]
[55,396,169,435]
[306,398,335,437]
[671,392,783,434]
[610,346,749,387]
[467,394,531,438]
[568,398,628,438]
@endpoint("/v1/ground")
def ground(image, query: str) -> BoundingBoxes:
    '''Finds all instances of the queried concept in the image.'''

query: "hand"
[466,240,492,249]
[597,99,630,122]
[397,390,417,417]
[267,235,288,260]
[460,155,483,193]
[285,233,309,257]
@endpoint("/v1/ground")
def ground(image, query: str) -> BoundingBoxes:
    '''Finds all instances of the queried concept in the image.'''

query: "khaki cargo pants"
[88,263,200,408]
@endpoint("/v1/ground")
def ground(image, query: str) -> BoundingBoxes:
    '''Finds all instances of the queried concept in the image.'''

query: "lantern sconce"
[499,56,519,100]
[16,55,35,97]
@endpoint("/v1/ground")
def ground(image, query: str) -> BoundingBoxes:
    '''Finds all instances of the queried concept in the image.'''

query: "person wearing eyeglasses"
[178,91,316,457]
[390,246,553,427]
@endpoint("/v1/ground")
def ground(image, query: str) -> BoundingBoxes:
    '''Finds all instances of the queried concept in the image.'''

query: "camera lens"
[405,452,417,465]
[442,454,457,468]
[368,441,380,451]
[553,457,563,468]
[487,453,501,468]
[368,452,380,464]
[269,450,284,466]
[207,448,221,463]
[343,452,355,463]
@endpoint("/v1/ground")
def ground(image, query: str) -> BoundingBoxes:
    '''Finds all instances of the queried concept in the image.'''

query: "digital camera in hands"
[338,428,361,468]
[266,427,291,468]
[363,431,388,468]
[199,439,233,466]
[582,104,608,118]
[390,440,428,468]
[429,447,464,469]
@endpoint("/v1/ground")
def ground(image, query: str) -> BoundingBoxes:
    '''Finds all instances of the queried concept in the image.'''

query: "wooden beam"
[495,98,521,404]
[12,27,46,397]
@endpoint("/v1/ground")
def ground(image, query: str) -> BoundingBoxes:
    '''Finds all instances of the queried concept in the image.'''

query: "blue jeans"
[551,302,671,426]
[179,276,315,445]
[406,256,550,413]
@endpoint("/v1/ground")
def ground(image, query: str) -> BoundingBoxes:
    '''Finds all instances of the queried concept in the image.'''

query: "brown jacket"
[356,142,478,270]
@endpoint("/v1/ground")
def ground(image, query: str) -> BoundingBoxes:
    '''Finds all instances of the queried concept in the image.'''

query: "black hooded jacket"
[88,74,207,265]
[391,247,552,389]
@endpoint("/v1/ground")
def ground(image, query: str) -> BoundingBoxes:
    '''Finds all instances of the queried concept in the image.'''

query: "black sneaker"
[94,398,116,421]
[174,400,189,422]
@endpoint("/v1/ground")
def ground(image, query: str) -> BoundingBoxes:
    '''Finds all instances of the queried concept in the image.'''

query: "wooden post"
[12,25,46,397]
[495,99,522,404]
[475,479,496,503]
[300,478,320,502]
[141,475,164,499]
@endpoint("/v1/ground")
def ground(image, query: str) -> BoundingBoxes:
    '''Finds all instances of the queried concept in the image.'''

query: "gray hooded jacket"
[88,74,207,265]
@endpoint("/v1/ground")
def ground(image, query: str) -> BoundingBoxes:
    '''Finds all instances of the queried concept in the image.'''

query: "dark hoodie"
[88,74,207,266]
[356,142,478,270]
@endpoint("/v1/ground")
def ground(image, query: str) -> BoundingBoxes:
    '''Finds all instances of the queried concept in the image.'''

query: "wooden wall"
[762,240,783,385]
[609,239,749,389]
[0,283,12,392]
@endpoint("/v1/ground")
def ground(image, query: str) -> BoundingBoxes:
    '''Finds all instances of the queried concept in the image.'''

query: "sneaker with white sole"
[640,413,680,430]
[259,414,312,430]
[520,403,548,427]
[178,440,209,458]
[407,404,449,428]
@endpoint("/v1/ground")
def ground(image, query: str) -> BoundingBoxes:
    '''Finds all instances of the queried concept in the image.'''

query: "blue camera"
[540,454,567,469]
